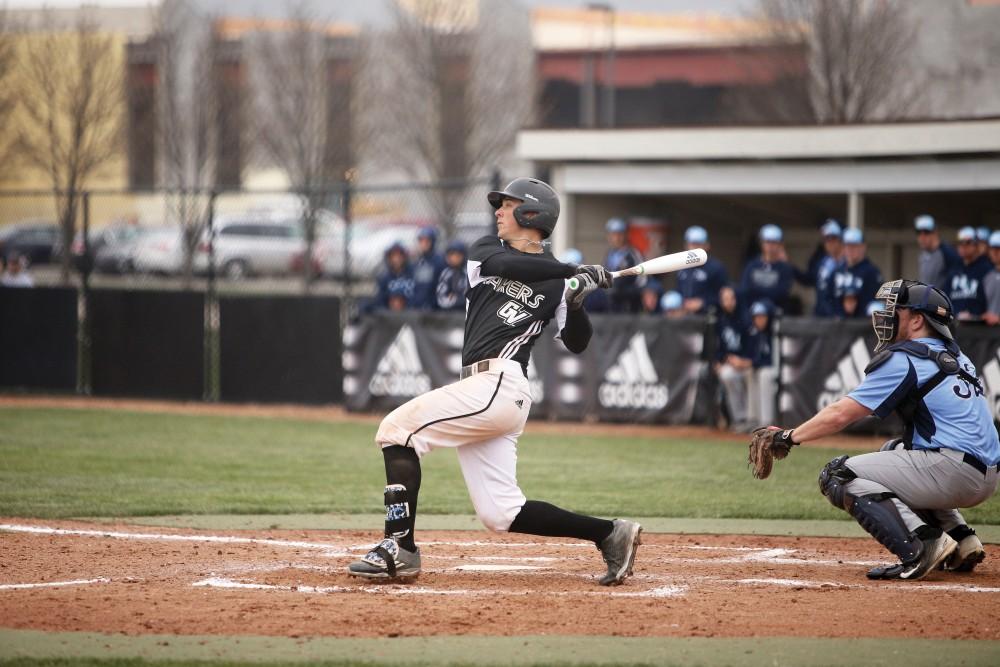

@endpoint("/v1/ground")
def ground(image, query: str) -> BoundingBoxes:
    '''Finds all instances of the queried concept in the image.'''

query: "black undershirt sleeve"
[559,306,592,353]
[479,252,576,282]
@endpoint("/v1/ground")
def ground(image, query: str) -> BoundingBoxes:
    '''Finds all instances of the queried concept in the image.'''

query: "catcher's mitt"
[748,426,797,480]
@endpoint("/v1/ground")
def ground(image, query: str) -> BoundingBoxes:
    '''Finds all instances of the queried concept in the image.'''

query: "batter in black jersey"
[348,177,643,586]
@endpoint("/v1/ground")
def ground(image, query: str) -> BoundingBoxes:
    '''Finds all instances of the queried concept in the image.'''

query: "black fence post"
[342,181,353,307]
[204,190,220,402]
[76,190,92,395]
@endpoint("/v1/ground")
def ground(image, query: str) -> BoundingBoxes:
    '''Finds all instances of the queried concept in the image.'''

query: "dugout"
[518,118,1000,313]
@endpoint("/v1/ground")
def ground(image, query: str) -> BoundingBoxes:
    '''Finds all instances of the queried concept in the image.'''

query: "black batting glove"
[575,264,613,289]
[565,273,599,310]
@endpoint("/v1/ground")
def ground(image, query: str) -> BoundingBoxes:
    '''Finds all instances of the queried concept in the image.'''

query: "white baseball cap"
[843,228,864,245]
[760,224,783,243]
[660,291,682,311]
[821,219,842,238]
[684,226,708,244]
[957,226,977,242]
[915,215,936,232]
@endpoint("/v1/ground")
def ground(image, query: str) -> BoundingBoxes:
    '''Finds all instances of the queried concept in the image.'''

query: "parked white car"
[131,226,186,275]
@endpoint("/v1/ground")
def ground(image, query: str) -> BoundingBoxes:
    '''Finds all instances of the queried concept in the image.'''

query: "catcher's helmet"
[872,279,955,352]
[487,177,560,239]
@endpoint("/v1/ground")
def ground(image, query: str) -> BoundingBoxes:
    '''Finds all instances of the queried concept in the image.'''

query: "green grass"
[2,406,999,524]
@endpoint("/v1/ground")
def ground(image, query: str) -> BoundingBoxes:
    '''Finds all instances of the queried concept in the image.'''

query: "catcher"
[748,279,999,580]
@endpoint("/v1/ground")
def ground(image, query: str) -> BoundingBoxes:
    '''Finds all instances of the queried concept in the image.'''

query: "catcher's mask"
[487,177,560,239]
[872,279,955,352]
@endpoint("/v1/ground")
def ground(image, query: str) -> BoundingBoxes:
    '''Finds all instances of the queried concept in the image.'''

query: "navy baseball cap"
[760,224,783,242]
[606,218,627,233]
[843,228,864,245]
[914,215,935,232]
[821,219,842,238]
[684,225,708,244]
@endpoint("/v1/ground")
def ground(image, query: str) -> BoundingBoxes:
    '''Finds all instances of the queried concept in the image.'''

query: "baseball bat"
[567,248,708,290]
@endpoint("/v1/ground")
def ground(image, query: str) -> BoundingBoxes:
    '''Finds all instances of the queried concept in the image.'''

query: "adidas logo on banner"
[817,338,870,410]
[598,332,668,409]
[369,324,432,397]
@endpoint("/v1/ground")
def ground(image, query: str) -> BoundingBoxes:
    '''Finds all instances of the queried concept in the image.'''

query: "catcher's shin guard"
[819,456,921,565]
[850,493,922,565]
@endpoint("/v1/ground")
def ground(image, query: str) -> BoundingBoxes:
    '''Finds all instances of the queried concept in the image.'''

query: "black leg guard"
[818,456,921,565]
[382,445,420,551]
[849,493,922,565]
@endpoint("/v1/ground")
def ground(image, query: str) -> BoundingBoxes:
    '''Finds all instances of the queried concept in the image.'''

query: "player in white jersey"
[348,177,642,586]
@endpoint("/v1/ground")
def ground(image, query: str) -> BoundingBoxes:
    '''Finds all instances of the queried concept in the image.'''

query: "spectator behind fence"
[603,218,645,313]
[841,284,861,318]
[740,224,794,314]
[945,226,992,320]
[435,240,469,311]
[387,283,409,311]
[368,241,415,313]
[660,290,685,319]
[640,278,664,314]
[915,215,961,288]
[1,253,34,288]
[832,228,882,318]
[411,227,446,310]
[804,219,844,316]
[978,226,991,259]
[983,232,1000,325]
[715,285,753,432]
[745,300,777,427]
[677,225,728,314]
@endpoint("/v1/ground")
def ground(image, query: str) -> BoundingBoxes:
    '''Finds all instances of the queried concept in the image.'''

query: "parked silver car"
[194,213,308,279]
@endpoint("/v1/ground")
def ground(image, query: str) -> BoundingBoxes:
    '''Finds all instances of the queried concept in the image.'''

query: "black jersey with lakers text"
[463,236,571,370]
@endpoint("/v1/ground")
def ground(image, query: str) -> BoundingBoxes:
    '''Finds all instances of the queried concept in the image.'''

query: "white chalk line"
[192,577,687,599]
[6,523,997,594]
[0,577,110,591]
[734,577,1000,593]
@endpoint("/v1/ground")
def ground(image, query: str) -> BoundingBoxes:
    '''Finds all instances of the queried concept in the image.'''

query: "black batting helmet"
[872,279,955,352]
[487,177,560,239]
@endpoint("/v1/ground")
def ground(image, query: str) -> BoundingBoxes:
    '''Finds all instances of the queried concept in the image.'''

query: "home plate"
[453,564,546,572]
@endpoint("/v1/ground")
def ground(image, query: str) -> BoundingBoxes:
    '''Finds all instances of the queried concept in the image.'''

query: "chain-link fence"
[0,177,497,308]
[0,177,498,400]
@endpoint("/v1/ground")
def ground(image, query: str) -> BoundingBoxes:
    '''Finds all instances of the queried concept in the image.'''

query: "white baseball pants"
[375,358,532,532]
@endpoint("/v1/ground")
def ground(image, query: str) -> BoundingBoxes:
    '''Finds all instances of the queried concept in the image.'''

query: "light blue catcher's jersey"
[848,338,1000,465]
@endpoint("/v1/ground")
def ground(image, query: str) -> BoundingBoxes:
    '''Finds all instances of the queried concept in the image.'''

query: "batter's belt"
[460,358,525,380]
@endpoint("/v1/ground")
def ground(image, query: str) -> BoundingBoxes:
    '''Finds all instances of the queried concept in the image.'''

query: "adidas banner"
[566,315,711,424]
[779,319,1000,431]
[777,318,893,432]
[342,311,709,423]
[342,311,553,417]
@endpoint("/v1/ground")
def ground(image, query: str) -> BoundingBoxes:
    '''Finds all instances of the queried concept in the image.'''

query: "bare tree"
[153,0,244,283]
[732,0,924,124]
[0,8,18,184]
[16,11,123,282]
[250,3,356,288]
[359,0,534,237]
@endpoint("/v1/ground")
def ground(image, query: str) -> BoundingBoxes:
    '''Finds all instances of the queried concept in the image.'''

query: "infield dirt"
[2,519,997,641]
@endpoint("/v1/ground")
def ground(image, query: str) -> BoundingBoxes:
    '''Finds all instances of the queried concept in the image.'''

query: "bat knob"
[567,277,580,290]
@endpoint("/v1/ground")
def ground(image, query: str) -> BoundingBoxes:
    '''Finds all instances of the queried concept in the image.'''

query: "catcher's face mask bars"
[872,279,904,353]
